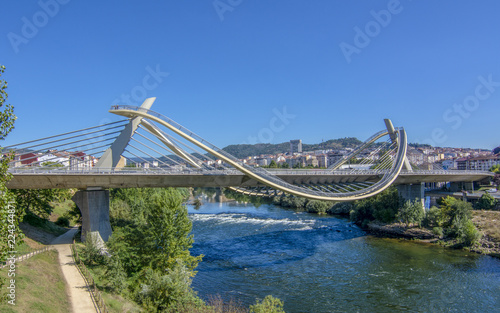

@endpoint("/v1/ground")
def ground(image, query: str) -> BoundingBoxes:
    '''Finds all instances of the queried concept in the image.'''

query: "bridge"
[2,98,493,241]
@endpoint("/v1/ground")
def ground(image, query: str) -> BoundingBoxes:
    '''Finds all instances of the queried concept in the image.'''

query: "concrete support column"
[397,183,425,208]
[72,189,112,242]
[215,188,228,203]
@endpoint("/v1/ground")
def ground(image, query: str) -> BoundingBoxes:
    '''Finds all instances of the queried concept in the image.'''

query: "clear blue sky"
[1,0,499,150]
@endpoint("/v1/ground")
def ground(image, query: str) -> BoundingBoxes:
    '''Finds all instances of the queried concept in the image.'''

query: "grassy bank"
[0,250,70,313]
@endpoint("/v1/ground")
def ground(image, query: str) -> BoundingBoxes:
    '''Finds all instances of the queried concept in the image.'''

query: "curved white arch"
[110,105,408,201]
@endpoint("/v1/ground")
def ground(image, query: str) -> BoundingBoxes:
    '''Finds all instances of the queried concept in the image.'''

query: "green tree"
[249,295,285,313]
[305,200,331,214]
[423,206,442,227]
[349,187,400,225]
[134,262,204,312]
[474,193,498,210]
[12,188,70,219]
[449,216,481,246]
[0,64,19,292]
[281,162,289,168]
[108,188,202,276]
[268,160,278,168]
[396,199,425,227]
[490,164,500,173]
[438,196,472,228]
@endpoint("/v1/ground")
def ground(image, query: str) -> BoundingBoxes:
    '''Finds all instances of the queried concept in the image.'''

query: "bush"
[279,194,307,209]
[450,216,481,246]
[423,206,442,227]
[55,216,70,227]
[432,227,443,237]
[396,200,425,227]
[439,197,472,228]
[328,202,353,215]
[81,232,106,266]
[249,295,285,313]
[134,262,205,312]
[349,187,400,225]
[474,193,498,211]
[305,200,331,214]
[104,254,127,293]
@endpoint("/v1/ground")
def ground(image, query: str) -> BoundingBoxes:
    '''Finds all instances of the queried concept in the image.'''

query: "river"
[188,201,500,312]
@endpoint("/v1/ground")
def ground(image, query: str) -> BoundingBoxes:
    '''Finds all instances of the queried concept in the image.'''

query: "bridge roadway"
[6,168,493,190]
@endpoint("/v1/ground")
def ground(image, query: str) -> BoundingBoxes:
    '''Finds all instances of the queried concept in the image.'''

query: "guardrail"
[71,240,108,313]
[0,246,52,268]
[8,167,492,177]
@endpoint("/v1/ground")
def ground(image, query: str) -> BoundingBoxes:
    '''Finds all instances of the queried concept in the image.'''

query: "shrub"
[104,254,127,293]
[350,187,400,225]
[439,197,472,228]
[423,206,442,227]
[305,200,331,214]
[450,216,481,246]
[474,193,498,211]
[81,232,106,266]
[55,216,70,227]
[249,295,285,313]
[396,199,425,227]
[279,194,307,209]
[432,227,443,237]
[328,202,353,215]
[134,262,204,312]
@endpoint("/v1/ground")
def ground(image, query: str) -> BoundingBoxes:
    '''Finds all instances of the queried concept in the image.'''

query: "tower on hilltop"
[290,139,302,154]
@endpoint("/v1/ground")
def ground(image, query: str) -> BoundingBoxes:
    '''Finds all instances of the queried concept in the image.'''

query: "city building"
[290,139,302,154]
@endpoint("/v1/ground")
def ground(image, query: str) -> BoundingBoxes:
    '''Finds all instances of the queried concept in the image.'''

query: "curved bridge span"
[107,104,407,201]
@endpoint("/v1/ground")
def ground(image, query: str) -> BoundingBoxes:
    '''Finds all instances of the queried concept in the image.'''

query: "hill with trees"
[222,137,363,159]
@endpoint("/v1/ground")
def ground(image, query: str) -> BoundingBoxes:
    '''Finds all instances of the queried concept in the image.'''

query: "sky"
[1,0,499,150]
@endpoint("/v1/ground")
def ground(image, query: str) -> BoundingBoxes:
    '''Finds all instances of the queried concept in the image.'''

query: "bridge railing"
[8,166,493,178]
[7,167,239,175]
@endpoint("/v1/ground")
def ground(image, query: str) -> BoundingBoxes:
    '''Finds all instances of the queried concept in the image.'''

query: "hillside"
[222,137,363,159]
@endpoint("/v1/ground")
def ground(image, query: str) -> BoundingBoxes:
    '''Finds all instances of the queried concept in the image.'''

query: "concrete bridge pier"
[215,188,229,202]
[72,188,112,242]
[397,183,425,209]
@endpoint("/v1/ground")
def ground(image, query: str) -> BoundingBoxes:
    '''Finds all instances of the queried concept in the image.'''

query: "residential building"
[290,139,302,154]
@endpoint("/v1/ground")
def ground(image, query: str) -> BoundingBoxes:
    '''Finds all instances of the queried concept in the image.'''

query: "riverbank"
[364,211,500,258]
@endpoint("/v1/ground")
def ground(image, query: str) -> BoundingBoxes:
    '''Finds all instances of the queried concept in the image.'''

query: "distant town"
[226,139,500,172]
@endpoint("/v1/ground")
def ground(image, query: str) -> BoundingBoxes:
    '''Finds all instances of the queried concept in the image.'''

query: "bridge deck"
[6,169,493,189]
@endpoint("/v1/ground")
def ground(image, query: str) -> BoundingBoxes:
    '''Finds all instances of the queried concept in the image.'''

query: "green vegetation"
[345,188,482,247]
[12,188,73,219]
[396,200,425,227]
[0,64,21,293]
[490,164,500,173]
[474,193,498,211]
[223,188,273,207]
[433,196,482,246]
[9,189,75,236]
[249,295,285,313]
[222,137,362,159]
[349,187,400,226]
[271,194,335,214]
[0,251,71,313]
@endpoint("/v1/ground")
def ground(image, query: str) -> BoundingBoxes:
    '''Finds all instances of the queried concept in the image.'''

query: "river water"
[188,202,500,312]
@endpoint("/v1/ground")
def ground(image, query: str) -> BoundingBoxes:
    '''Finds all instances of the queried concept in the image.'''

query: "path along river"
[188,202,500,313]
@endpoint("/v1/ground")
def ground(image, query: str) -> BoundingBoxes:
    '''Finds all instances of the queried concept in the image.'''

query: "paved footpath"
[51,227,98,313]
